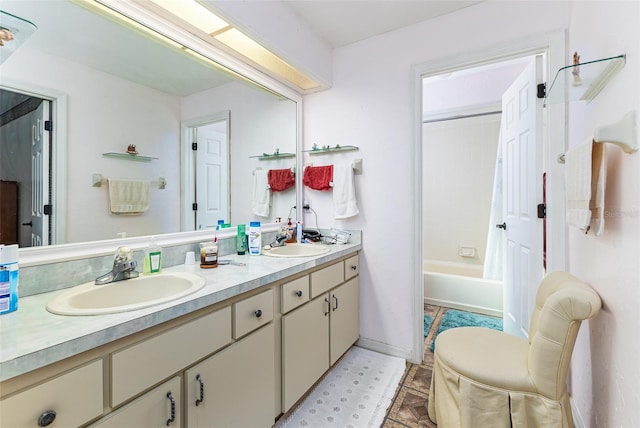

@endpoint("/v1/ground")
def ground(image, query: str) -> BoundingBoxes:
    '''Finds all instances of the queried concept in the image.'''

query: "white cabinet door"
[282,294,330,411]
[186,323,275,427]
[330,277,360,365]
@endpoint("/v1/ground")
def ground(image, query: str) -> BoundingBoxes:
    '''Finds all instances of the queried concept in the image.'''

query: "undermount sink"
[46,272,205,316]
[262,243,331,258]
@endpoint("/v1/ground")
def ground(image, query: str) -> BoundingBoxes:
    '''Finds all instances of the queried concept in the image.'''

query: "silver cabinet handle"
[38,410,56,427]
[195,374,204,406]
[332,295,339,311]
[324,297,330,316]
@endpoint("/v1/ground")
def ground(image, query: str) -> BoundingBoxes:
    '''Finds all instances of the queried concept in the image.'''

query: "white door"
[194,120,229,230]
[501,56,544,339]
[30,100,50,246]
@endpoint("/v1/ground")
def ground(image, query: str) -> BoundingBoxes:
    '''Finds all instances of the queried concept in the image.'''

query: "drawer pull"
[332,295,339,311]
[38,410,56,427]
[351,265,357,271]
[324,297,330,316]
[195,374,205,406]
[166,392,176,426]
[254,309,263,318]
[295,290,303,297]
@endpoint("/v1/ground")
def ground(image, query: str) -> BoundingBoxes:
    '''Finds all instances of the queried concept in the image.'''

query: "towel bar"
[92,173,167,189]
[558,110,637,163]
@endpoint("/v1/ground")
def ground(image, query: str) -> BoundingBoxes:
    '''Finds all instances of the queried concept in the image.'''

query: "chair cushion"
[434,327,537,393]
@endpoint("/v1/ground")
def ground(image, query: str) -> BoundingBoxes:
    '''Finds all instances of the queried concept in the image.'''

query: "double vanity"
[0,239,361,427]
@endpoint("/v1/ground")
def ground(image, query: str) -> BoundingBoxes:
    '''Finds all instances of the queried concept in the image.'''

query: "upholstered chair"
[427,271,602,427]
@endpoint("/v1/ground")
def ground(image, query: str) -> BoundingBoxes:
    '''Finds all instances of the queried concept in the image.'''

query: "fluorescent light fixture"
[148,0,322,91]
[148,0,229,35]
[214,28,320,91]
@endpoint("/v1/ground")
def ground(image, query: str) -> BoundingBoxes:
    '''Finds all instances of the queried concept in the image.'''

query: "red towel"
[303,165,333,191]
[268,169,295,192]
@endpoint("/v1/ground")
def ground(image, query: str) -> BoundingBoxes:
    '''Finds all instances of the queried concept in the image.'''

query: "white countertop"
[0,243,360,382]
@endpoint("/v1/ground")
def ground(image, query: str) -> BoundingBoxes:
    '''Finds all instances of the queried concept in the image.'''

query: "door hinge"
[537,83,546,99]
[192,203,198,211]
[44,120,53,131]
[43,204,53,215]
[192,142,197,150]
[537,203,546,219]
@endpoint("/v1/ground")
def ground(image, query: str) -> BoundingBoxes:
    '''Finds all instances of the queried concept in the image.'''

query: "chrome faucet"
[269,227,291,248]
[95,246,139,285]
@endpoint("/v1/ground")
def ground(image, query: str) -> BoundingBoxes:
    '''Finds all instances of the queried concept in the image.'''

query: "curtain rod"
[422,110,502,124]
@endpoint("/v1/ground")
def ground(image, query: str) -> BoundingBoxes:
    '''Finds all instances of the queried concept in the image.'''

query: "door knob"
[496,223,506,230]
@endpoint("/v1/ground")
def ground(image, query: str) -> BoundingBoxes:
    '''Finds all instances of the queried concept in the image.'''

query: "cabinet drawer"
[344,254,359,280]
[111,306,232,406]
[0,359,103,427]
[310,261,344,298]
[233,289,274,339]
[91,376,181,427]
[281,276,309,314]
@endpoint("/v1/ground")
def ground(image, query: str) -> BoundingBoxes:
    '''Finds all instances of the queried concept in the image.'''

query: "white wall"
[303,0,570,360]
[422,114,500,267]
[2,49,182,243]
[565,2,639,426]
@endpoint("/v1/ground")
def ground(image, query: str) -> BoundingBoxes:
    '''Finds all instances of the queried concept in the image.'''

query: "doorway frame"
[410,30,567,363]
[180,110,231,232]
[0,80,68,246]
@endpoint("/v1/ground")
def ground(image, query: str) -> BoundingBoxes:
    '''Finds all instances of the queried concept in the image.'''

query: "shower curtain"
[483,123,503,281]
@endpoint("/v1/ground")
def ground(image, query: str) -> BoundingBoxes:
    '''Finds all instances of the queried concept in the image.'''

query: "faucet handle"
[115,246,133,262]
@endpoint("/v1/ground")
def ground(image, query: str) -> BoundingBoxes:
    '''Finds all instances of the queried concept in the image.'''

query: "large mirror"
[0,0,299,250]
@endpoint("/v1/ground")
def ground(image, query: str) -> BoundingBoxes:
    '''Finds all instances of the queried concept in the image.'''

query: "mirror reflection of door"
[0,88,52,247]
[193,116,230,230]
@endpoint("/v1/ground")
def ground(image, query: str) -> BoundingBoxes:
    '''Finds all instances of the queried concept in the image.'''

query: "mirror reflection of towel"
[268,168,295,192]
[303,165,333,191]
[109,179,150,215]
[252,169,271,217]
[333,163,359,219]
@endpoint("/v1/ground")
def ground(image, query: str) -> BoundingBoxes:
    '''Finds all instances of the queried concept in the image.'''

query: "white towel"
[332,163,359,219]
[252,169,271,217]
[108,179,150,215]
[565,139,606,235]
[589,142,607,235]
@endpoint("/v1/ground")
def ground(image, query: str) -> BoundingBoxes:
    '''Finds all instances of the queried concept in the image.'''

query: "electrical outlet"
[303,199,310,211]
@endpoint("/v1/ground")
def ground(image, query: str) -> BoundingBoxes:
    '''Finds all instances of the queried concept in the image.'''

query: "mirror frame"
[17,0,303,266]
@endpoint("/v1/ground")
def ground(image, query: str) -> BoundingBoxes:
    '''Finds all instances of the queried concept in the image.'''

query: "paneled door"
[30,100,50,246]
[501,56,544,339]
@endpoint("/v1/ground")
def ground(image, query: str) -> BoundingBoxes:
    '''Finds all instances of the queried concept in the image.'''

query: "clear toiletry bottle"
[144,237,162,274]
[237,224,247,255]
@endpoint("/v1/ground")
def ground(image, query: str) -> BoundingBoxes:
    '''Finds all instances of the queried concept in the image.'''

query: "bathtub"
[423,260,503,317]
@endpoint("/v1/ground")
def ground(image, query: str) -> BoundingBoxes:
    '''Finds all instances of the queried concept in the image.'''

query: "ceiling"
[284,0,484,48]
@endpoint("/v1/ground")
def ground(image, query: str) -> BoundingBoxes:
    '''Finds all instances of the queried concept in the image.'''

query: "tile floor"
[380,304,446,428]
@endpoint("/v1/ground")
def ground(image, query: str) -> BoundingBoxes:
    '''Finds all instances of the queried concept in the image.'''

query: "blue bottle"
[0,244,19,315]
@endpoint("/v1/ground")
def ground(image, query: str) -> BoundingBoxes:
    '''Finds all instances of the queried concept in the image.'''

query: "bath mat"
[276,346,406,428]
[430,309,502,352]
[424,315,433,337]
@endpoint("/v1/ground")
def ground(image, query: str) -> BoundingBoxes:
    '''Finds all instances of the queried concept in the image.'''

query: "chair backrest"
[527,271,602,399]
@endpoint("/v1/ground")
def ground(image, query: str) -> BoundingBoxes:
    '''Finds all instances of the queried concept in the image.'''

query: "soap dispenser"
[143,237,162,274]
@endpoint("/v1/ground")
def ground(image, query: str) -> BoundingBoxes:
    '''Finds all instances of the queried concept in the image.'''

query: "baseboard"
[356,337,414,362]
[570,397,585,428]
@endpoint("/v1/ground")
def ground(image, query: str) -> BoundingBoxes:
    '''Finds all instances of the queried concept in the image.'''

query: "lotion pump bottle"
[144,237,162,274]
